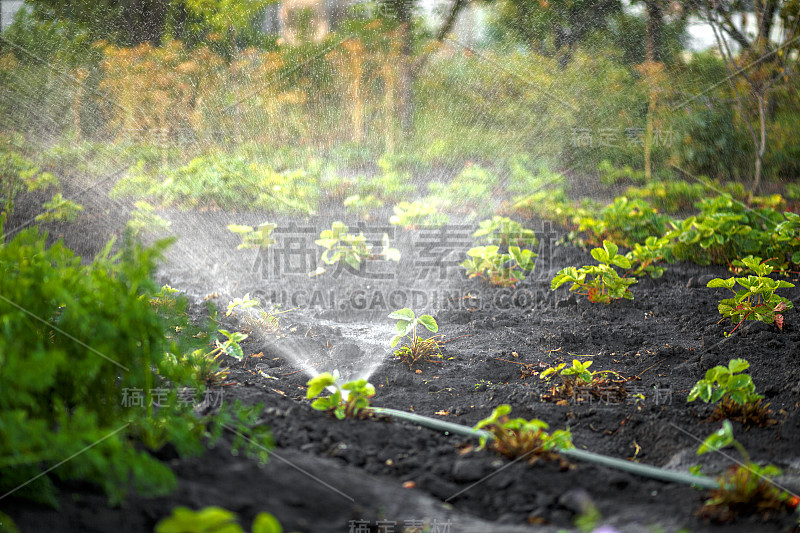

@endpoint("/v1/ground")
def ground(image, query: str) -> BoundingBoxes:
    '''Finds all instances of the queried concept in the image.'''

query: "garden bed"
[4,185,800,533]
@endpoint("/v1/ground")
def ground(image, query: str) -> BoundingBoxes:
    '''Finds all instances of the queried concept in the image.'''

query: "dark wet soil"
[3,177,800,533]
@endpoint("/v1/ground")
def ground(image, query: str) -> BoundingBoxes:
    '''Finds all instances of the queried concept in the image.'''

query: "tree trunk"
[643,0,662,182]
[395,0,414,134]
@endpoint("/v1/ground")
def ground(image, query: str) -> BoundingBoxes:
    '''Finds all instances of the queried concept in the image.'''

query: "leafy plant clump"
[707,256,794,334]
[228,222,277,250]
[315,221,400,271]
[461,245,537,287]
[156,506,292,533]
[687,359,772,426]
[306,371,375,420]
[389,308,442,368]
[473,405,573,467]
[551,240,637,303]
[540,359,628,404]
[343,194,383,220]
[695,421,794,522]
[0,229,271,506]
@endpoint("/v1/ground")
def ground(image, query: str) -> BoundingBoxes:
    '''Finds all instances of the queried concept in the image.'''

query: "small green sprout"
[695,421,793,522]
[306,371,375,420]
[540,359,626,403]
[461,245,537,287]
[687,358,771,425]
[473,405,573,465]
[227,222,277,250]
[388,308,441,368]
[155,506,290,533]
[707,256,794,333]
[551,240,637,303]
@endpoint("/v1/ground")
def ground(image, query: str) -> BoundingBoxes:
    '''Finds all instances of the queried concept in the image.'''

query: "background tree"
[699,0,799,193]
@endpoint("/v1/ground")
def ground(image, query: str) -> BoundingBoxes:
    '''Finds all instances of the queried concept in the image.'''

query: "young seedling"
[315,221,400,271]
[687,358,772,426]
[695,421,794,522]
[707,256,794,334]
[540,359,628,403]
[306,371,375,420]
[389,308,441,368]
[461,245,537,287]
[227,222,277,250]
[551,240,637,303]
[179,328,248,388]
[473,404,573,467]
[155,505,290,533]
[473,216,538,247]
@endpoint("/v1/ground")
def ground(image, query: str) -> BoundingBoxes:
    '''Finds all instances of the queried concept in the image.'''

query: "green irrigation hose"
[372,407,721,491]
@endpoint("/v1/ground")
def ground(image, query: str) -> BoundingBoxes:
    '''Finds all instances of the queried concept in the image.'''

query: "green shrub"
[0,230,270,506]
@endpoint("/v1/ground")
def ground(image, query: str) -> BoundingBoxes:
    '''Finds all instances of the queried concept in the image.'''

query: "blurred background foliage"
[0,0,797,189]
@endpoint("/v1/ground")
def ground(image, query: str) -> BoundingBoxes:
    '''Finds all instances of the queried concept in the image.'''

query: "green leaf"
[390,335,403,348]
[727,359,749,374]
[306,372,337,399]
[395,320,411,333]
[418,315,438,333]
[707,278,736,289]
[388,308,415,321]
[155,506,243,533]
[252,513,283,533]
[697,421,734,456]
[590,247,609,264]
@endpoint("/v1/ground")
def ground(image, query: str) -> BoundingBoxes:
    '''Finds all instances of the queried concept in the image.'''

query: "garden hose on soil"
[372,407,721,491]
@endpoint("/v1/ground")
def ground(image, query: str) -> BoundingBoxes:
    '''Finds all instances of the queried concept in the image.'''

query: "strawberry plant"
[687,358,771,425]
[156,506,290,533]
[228,222,277,250]
[389,200,448,229]
[389,308,442,368]
[315,221,400,270]
[625,236,670,278]
[540,359,627,403]
[666,195,784,267]
[706,256,794,333]
[695,421,793,522]
[306,371,375,420]
[473,216,538,247]
[473,404,573,466]
[461,245,537,287]
[576,197,670,248]
[551,241,637,303]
